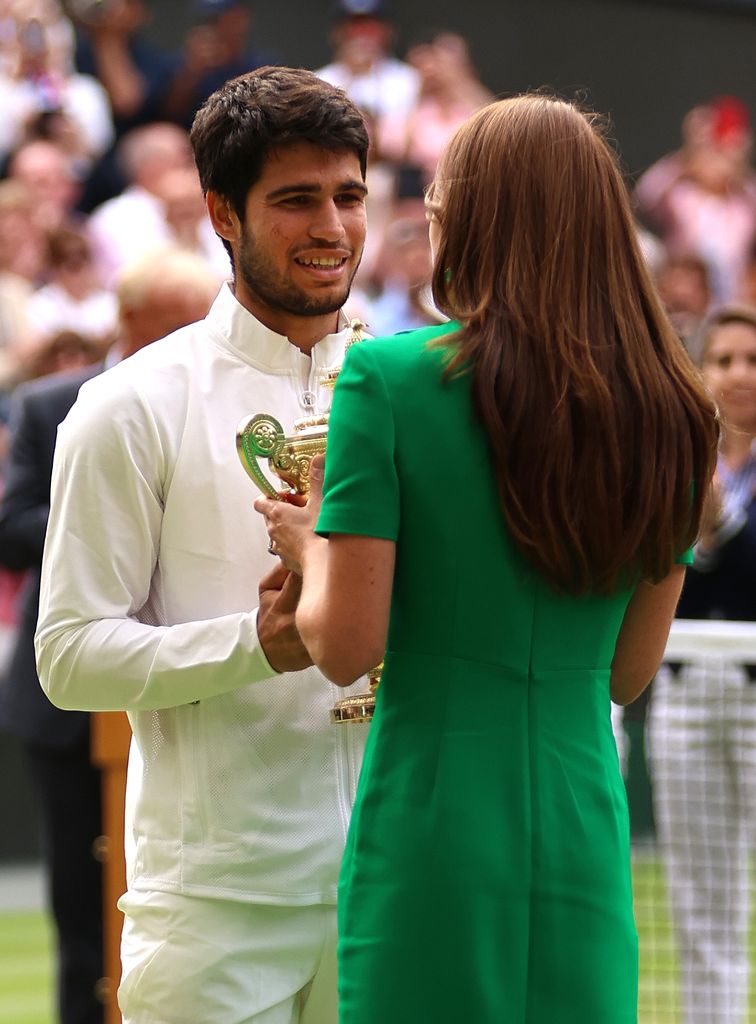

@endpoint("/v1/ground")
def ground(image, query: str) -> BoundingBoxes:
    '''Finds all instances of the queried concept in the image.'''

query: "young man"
[35,67,370,1024]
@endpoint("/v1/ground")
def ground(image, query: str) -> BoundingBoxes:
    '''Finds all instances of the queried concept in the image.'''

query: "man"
[36,67,370,1024]
[0,246,220,1024]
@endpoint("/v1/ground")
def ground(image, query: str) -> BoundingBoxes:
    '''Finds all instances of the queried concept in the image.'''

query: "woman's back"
[326,323,639,1023]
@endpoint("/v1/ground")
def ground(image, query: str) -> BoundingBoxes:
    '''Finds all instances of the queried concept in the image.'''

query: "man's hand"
[257,561,313,673]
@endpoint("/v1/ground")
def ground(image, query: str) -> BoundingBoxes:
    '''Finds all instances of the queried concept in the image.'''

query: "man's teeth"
[298,257,344,266]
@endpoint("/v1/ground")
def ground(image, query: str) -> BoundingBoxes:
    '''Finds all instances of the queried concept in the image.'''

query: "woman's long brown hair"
[429,95,719,594]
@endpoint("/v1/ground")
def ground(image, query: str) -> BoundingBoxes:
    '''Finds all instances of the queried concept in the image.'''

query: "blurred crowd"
[0,0,751,419]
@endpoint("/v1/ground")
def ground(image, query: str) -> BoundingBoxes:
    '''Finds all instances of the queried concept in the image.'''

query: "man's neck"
[231,284,342,355]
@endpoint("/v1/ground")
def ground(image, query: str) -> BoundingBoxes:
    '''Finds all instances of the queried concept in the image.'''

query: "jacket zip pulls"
[299,351,334,415]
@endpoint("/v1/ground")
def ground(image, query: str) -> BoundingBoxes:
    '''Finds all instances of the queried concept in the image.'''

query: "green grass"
[0,911,54,1024]
[0,861,754,1023]
[632,848,756,1023]
[633,849,682,1023]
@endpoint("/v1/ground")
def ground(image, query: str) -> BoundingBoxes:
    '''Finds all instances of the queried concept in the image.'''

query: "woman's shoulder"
[357,320,460,370]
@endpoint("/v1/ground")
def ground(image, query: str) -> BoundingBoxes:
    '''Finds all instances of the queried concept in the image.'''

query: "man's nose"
[309,201,344,242]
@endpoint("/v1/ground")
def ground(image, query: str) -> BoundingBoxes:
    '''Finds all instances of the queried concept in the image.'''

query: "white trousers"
[118,889,338,1024]
[647,660,756,1024]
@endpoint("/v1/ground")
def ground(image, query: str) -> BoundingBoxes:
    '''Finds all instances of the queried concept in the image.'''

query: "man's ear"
[206,191,240,243]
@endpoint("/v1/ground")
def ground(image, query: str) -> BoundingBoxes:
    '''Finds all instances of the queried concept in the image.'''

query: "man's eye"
[281,195,310,206]
[337,193,365,205]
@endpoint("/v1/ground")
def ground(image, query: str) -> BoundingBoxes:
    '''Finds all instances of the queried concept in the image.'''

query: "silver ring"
[267,537,276,556]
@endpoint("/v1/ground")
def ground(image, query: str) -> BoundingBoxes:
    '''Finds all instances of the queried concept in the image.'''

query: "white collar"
[205,282,359,375]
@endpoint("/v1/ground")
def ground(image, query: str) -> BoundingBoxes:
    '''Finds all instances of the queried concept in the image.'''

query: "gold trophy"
[236,319,379,724]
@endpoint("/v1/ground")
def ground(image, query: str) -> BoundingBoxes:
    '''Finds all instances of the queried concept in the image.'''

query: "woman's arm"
[257,458,395,686]
[297,532,394,686]
[610,564,686,705]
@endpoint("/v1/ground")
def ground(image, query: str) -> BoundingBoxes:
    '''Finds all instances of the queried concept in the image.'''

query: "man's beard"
[237,231,360,318]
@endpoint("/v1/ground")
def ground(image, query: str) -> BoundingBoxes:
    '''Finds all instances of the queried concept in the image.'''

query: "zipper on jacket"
[299,351,327,414]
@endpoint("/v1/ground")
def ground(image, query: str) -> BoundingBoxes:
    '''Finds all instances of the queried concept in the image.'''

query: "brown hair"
[429,95,719,593]
[190,66,369,256]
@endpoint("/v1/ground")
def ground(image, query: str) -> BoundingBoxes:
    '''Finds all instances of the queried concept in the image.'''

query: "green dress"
[317,322,639,1023]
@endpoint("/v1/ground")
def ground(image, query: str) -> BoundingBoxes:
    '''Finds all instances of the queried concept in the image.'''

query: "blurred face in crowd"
[120,281,216,357]
[209,142,366,346]
[381,216,432,289]
[52,238,100,299]
[702,319,756,433]
[9,141,79,227]
[332,16,393,73]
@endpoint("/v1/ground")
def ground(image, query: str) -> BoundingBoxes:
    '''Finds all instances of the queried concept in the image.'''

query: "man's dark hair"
[190,65,369,223]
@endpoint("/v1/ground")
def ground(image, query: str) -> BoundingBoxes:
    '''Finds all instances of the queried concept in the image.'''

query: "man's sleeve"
[35,378,276,713]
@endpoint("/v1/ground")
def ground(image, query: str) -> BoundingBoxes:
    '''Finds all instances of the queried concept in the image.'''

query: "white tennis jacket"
[35,283,368,904]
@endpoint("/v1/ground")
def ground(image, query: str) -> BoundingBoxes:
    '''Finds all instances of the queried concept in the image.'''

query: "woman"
[256,96,719,1023]
[647,304,756,1024]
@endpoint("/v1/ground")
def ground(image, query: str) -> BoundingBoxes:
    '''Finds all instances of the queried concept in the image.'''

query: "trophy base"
[330,692,375,724]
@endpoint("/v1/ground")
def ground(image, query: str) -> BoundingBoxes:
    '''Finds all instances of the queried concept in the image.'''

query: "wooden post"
[90,712,132,1024]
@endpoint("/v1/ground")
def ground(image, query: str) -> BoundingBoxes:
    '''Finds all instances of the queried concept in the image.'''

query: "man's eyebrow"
[265,180,368,200]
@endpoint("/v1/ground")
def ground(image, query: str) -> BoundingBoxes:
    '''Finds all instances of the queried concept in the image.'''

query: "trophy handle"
[236,413,286,500]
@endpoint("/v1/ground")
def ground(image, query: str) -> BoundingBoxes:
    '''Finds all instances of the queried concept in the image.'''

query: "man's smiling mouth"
[295,256,348,267]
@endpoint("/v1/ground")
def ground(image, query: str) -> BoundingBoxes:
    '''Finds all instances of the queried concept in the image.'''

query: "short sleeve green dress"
[317,322,640,1024]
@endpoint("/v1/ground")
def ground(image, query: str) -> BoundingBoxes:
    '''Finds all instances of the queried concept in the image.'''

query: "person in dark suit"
[0,362,103,1024]
[0,245,221,1024]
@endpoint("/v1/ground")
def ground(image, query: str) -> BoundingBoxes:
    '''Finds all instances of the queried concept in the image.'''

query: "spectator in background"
[357,211,443,335]
[654,252,712,362]
[153,165,231,278]
[0,1,113,177]
[317,1,420,285]
[647,303,756,1024]
[0,180,46,284]
[86,121,195,286]
[69,0,174,209]
[0,244,220,1024]
[160,0,273,130]
[7,138,83,233]
[106,243,223,363]
[316,0,419,122]
[635,97,756,303]
[26,227,119,351]
[377,30,492,192]
[0,261,35,391]
[23,328,102,380]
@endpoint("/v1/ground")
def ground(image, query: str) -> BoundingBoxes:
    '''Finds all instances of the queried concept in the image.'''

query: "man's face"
[233,143,367,328]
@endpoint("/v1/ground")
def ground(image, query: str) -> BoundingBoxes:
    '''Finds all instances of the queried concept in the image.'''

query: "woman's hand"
[254,455,325,575]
